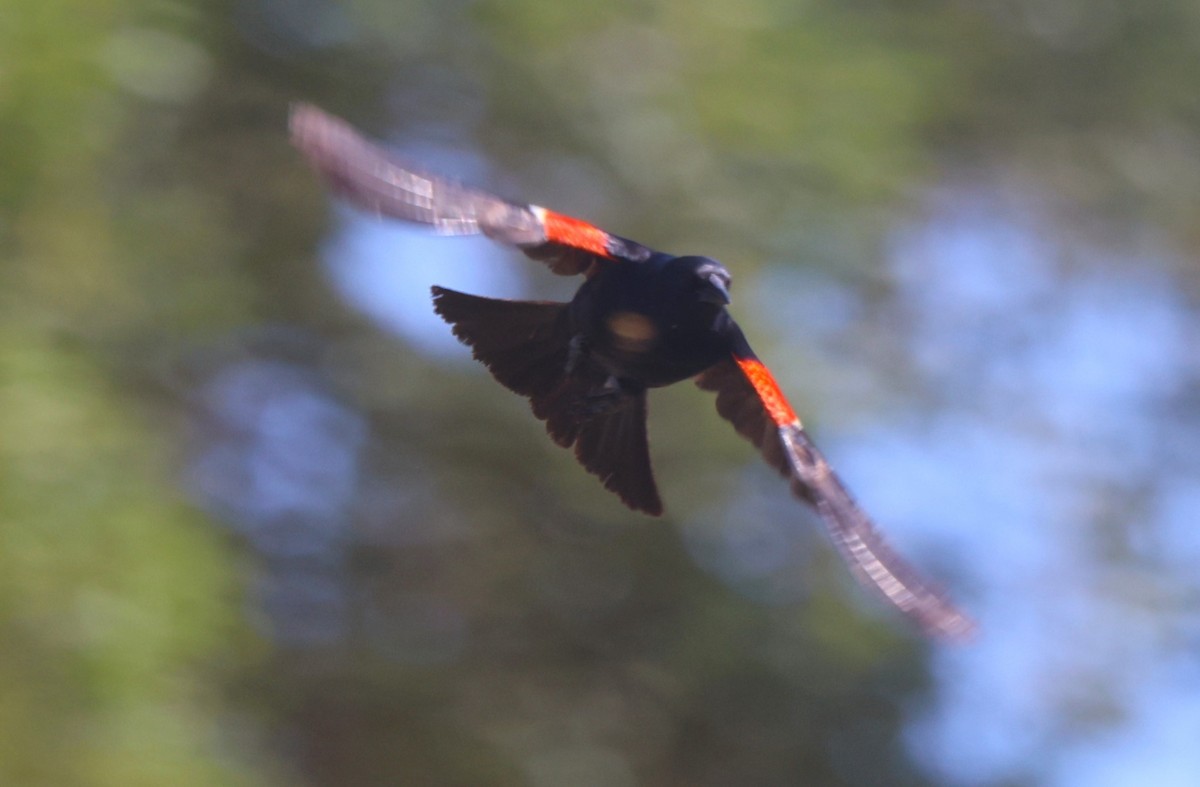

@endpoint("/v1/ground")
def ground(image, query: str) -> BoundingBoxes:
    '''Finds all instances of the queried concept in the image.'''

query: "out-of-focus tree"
[6,0,1200,784]
[1,0,274,785]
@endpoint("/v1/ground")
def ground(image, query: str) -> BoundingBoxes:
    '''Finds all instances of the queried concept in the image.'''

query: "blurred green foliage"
[2,1,267,784]
[3,0,1200,784]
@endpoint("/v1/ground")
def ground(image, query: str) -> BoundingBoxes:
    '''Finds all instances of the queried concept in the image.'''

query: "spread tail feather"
[431,286,662,514]
[573,393,660,515]
[431,285,570,402]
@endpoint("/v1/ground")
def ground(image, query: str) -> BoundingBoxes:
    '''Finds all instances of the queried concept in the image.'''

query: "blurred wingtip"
[288,101,331,147]
[924,607,978,644]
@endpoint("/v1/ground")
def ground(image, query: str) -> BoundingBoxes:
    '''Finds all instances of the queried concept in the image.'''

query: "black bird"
[290,104,973,640]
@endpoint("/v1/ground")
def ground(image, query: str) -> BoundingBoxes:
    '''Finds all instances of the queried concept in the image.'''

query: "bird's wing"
[695,333,974,641]
[430,285,663,515]
[289,103,651,276]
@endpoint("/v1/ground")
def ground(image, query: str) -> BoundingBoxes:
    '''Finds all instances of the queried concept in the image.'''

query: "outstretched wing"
[695,331,974,641]
[289,103,651,276]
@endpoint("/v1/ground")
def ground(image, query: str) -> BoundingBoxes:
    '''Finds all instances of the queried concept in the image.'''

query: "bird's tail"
[431,286,662,514]
[431,285,573,403]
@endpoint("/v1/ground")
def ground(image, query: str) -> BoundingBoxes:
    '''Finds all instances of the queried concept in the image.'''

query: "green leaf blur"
[4,0,1200,784]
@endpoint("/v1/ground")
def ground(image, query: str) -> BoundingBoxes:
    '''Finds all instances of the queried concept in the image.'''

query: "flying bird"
[289,103,974,640]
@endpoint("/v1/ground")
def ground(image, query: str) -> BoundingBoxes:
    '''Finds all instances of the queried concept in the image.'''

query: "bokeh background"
[6,0,1200,784]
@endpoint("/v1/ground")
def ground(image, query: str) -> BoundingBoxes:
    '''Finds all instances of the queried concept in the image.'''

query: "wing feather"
[289,103,650,276]
[697,351,974,640]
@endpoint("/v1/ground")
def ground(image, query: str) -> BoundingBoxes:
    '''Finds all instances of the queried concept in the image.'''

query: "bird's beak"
[700,273,732,305]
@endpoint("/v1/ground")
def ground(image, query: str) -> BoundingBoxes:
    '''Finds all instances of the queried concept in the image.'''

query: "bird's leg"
[566,334,589,376]
[565,333,639,418]
[584,375,624,410]
[568,379,643,422]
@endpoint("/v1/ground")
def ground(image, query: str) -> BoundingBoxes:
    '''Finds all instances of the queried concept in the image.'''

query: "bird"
[289,103,974,640]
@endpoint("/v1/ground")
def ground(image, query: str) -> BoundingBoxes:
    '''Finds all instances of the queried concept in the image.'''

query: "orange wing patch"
[537,208,613,258]
[735,357,799,427]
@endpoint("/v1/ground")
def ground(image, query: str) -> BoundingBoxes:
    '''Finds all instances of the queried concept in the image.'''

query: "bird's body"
[290,104,974,640]
[570,254,736,389]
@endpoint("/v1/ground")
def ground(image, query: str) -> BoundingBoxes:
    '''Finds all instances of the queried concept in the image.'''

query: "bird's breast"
[577,307,727,388]
[568,265,733,387]
[604,310,661,353]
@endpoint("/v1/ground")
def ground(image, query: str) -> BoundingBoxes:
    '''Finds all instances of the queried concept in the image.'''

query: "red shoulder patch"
[539,210,613,258]
[735,357,799,427]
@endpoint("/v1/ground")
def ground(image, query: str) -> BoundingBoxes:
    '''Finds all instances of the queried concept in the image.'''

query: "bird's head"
[676,256,733,306]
